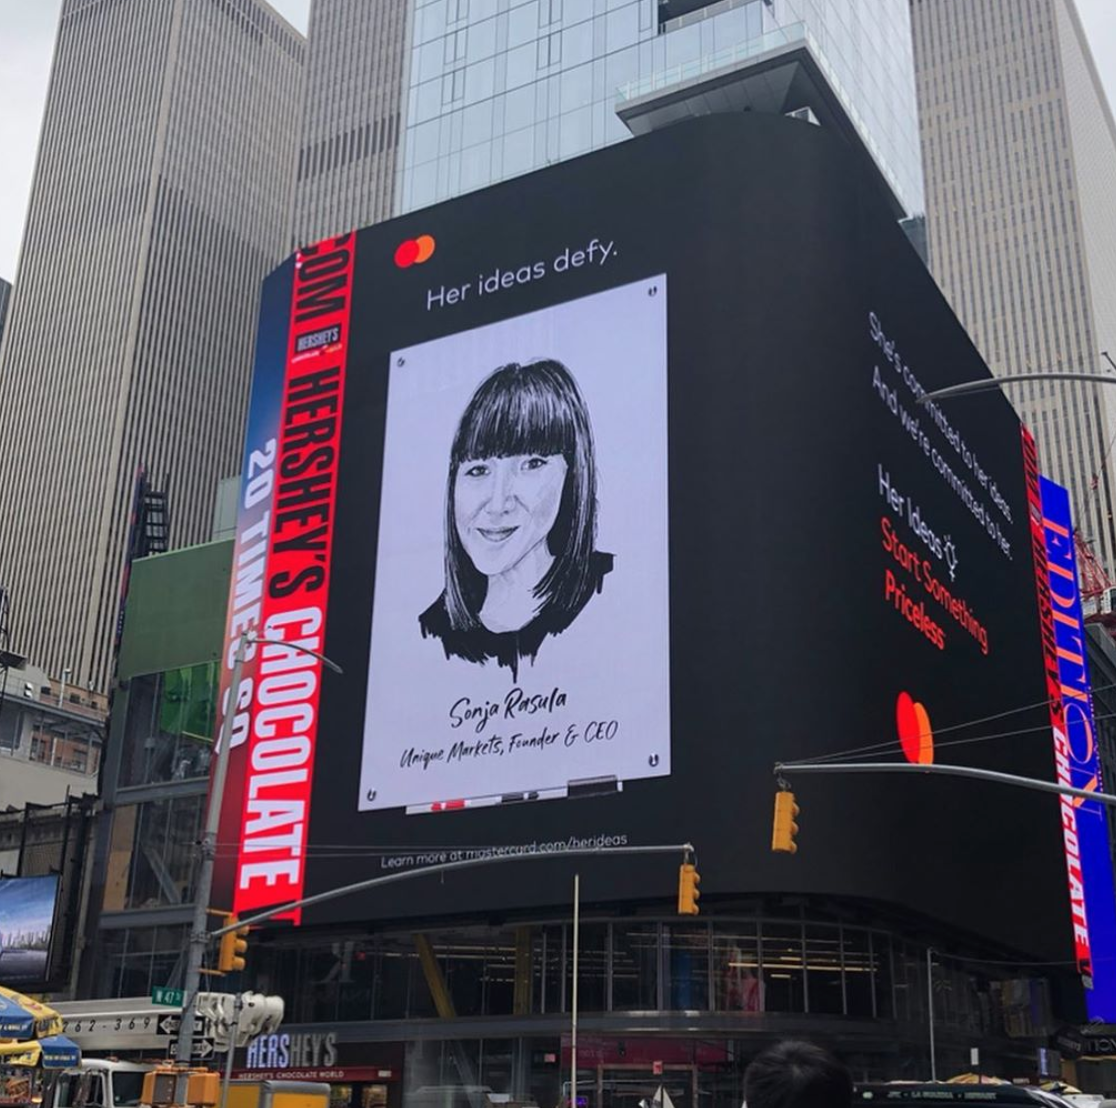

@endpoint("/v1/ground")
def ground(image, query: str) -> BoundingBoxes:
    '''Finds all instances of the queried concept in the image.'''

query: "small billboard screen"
[0,875,60,987]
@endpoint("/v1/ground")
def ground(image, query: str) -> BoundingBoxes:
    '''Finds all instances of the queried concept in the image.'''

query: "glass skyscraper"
[399,0,925,219]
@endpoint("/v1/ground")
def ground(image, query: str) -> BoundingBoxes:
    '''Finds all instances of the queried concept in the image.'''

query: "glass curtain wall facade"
[93,661,215,996]
[399,0,924,217]
[233,906,1060,1101]
[250,912,1050,1035]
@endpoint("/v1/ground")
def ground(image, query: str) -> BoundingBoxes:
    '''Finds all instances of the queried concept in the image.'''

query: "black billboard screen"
[215,115,1068,963]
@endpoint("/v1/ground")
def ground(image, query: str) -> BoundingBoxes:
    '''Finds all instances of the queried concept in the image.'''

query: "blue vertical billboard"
[1041,476,1116,1018]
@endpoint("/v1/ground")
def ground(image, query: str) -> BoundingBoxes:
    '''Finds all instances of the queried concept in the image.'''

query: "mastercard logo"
[395,235,436,268]
[896,691,934,765]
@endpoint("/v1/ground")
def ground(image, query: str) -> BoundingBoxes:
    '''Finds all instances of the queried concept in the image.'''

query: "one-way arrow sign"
[158,1015,180,1036]
[168,1037,214,1061]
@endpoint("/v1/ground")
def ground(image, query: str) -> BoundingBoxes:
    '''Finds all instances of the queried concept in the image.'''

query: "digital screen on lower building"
[0,875,60,987]
[213,114,1073,971]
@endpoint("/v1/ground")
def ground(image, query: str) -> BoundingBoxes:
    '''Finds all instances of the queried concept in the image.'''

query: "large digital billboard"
[213,114,1073,970]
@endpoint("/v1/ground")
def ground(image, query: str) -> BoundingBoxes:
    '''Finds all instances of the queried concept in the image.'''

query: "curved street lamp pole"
[917,353,1116,406]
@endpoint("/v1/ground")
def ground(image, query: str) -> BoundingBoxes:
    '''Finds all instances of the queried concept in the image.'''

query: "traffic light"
[772,790,800,853]
[217,914,249,973]
[677,862,701,915]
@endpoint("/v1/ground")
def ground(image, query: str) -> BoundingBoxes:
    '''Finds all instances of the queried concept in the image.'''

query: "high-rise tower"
[292,0,410,245]
[0,0,305,691]
[912,0,1116,571]
[398,0,925,220]
[293,0,925,241]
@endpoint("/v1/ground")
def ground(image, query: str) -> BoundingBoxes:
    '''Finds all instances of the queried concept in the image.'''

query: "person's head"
[444,359,597,628]
[743,1042,852,1108]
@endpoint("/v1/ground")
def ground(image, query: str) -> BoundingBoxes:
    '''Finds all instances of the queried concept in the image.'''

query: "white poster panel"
[360,275,671,812]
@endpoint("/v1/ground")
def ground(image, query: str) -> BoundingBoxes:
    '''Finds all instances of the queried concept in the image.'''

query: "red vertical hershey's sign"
[232,234,356,921]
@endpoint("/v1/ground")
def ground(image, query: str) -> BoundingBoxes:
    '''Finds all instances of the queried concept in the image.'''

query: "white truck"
[48,1059,150,1108]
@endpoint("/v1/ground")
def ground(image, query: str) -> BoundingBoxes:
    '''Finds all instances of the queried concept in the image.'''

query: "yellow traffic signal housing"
[217,914,250,973]
[677,862,701,915]
[772,790,800,853]
[186,1072,221,1106]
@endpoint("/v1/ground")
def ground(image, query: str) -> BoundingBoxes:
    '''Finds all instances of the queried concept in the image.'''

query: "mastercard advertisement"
[214,114,1087,988]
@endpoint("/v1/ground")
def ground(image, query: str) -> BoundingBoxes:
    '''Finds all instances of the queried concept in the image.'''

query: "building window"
[537,31,561,69]
[442,68,465,105]
[713,923,761,1011]
[759,921,805,1013]
[664,923,709,1010]
[612,922,659,1010]
[27,718,101,773]
[103,793,204,911]
[444,29,466,66]
[97,924,189,998]
[119,664,217,786]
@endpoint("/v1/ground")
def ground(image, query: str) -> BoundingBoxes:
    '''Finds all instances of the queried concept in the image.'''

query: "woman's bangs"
[456,372,575,461]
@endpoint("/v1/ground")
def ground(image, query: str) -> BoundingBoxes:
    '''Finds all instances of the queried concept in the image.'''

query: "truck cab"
[49,1061,150,1108]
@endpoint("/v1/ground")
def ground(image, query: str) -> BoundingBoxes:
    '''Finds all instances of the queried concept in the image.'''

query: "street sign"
[59,1010,169,1050]
[54,995,227,1052]
[169,1037,216,1060]
[151,987,185,1007]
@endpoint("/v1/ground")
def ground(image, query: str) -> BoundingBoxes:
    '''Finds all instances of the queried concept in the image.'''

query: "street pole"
[773,759,1116,808]
[917,362,1116,407]
[927,948,937,1081]
[219,992,243,1108]
[211,843,694,938]
[571,873,580,1108]
[176,631,248,1074]
[177,632,342,1076]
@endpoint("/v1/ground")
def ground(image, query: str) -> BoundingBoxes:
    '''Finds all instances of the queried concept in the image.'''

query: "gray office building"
[0,279,11,353]
[400,0,925,218]
[912,0,1116,572]
[0,0,305,693]
[293,0,410,245]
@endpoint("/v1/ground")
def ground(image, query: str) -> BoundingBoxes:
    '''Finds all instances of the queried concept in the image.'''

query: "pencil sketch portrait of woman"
[419,358,613,675]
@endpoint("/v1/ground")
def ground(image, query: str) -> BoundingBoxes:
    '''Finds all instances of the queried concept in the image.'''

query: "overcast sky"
[0,0,1114,284]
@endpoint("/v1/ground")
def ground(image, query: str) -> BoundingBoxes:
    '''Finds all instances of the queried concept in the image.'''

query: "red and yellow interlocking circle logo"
[395,234,436,268]
[896,690,934,765]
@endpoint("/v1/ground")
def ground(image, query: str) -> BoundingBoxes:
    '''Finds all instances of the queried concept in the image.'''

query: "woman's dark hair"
[743,1042,852,1108]
[444,359,597,630]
